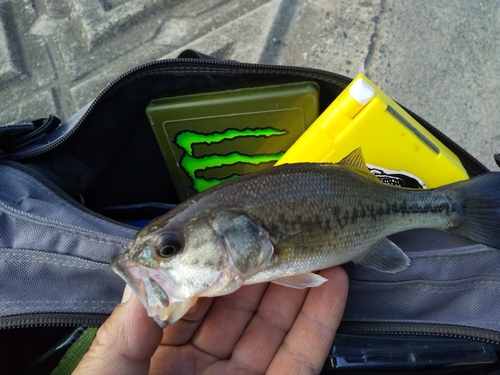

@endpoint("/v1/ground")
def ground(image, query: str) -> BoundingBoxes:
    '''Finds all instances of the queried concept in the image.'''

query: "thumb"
[73,286,163,375]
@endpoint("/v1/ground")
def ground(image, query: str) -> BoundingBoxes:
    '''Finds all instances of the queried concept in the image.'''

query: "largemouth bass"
[112,149,500,327]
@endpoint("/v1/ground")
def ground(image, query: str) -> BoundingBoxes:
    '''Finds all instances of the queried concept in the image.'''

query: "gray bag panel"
[0,162,135,317]
[343,229,500,335]
[1,249,124,316]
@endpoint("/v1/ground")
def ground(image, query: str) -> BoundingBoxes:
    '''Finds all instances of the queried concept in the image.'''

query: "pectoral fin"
[353,238,410,273]
[272,273,328,289]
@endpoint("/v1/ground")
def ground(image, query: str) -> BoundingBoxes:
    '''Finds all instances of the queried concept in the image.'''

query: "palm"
[149,267,348,375]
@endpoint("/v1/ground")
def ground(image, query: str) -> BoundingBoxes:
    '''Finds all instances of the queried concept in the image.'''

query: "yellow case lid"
[276,73,469,188]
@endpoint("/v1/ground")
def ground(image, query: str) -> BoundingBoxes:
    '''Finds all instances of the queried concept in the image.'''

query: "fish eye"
[157,233,182,258]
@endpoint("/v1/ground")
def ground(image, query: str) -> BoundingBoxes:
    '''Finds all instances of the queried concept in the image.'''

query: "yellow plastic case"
[276,73,469,188]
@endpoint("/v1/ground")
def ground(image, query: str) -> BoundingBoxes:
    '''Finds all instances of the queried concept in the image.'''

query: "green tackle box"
[146,81,320,201]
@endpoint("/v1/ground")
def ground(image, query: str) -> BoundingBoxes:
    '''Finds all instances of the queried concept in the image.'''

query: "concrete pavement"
[1,0,499,170]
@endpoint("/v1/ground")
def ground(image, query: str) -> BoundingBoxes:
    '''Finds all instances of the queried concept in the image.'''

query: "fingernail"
[121,285,134,303]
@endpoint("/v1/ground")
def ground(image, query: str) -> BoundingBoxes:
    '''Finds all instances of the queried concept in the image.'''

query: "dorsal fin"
[339,148,368,170]
[338,148,379,181]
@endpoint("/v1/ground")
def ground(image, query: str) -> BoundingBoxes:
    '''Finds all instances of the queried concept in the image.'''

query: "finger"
[160,297,214,346]
[267,266,349,375]
[121,284,134,302]
[190,282,268,360]
[74,289,163,375]
[229,283,309,374]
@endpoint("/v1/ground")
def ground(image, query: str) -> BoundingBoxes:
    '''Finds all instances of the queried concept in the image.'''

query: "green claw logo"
[174,127,287,192]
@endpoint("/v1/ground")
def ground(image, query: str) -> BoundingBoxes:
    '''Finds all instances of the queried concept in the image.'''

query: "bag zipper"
[4,59,489,176]
[338,321,500,346]
[0,313,107,330]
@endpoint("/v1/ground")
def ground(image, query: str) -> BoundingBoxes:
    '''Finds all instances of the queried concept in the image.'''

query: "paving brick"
[275,0,381,76]
[53,8,162,81]
[74,0,165,48]
[0,0,58,124]
[42,0,71,18]
[0,2,29,84]
[155,0,270,49]
[162,0,283,61]
[1,89,57,124]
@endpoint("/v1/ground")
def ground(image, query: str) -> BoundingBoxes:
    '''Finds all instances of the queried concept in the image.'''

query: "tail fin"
[453,172,500,249]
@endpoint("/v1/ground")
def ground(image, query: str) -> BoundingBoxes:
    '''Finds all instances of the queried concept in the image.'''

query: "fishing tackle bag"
[1,51,500,374]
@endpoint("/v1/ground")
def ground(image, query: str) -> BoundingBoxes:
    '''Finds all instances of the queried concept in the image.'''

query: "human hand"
[74,266,348,375]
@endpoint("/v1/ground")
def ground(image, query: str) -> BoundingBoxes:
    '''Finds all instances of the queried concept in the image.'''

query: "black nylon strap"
[0,115,60,155]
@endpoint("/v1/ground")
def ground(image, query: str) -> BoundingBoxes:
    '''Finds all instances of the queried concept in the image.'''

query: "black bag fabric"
[1,52,499,374]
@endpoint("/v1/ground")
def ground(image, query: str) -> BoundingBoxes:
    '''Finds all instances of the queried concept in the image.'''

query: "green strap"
[51,327,98,375]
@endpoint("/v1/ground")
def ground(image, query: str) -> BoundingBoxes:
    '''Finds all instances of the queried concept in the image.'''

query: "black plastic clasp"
[0,115,61,157]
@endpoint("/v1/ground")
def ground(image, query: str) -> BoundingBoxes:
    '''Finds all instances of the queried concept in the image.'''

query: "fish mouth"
[111,253,204,327]
[111,253,170,322]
